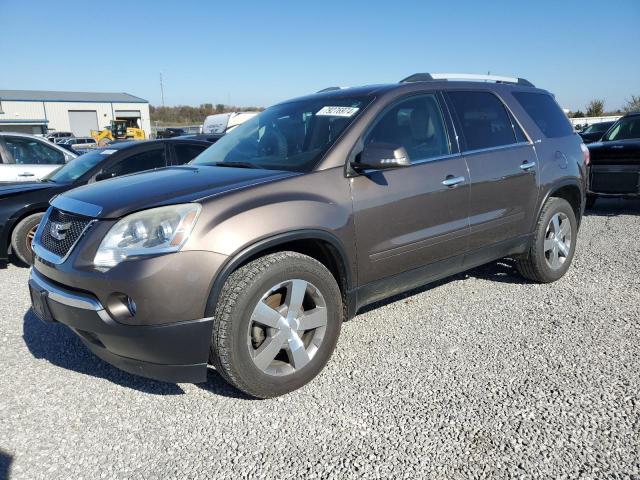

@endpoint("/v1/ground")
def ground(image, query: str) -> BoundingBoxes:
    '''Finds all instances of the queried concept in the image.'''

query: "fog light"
[106,293,137,320]
[126,297,137,316]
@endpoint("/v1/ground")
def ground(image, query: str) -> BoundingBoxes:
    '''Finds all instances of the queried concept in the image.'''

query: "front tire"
[516,198,577,283]
[210,251,342,398]
[10,212,44,266]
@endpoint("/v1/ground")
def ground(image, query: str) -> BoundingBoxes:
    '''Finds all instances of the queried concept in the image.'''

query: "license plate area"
[29,285,54,323]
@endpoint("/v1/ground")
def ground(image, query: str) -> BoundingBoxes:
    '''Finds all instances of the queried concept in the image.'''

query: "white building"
[0,90,151,137]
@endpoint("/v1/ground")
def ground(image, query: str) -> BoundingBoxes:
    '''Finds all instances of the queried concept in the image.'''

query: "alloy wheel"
[26,224,39,253]
[544,212,572,270]
[247,279,327,376]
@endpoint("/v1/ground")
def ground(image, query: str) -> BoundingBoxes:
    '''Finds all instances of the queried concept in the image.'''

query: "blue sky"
[1,0,638,111]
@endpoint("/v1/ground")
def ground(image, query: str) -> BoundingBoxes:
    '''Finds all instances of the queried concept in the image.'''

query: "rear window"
[512,92,573,138]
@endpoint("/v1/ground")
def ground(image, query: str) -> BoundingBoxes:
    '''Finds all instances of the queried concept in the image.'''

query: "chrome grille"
[39,208,93,259]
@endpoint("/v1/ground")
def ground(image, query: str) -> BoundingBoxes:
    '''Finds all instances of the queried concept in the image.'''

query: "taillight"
[580,143,590,166]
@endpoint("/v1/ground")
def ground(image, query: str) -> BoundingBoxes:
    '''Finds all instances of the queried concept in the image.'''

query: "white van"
[202,112,259,135]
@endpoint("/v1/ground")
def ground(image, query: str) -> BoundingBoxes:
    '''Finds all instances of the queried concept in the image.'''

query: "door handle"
[520,161,536,171]
[442,175,465,187]
[18,172,35,177]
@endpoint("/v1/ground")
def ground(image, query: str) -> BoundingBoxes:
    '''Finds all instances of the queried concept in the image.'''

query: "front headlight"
[94,203,201,269]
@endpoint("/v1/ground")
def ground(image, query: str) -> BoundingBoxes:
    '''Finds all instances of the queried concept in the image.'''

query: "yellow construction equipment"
[91,119,146,146]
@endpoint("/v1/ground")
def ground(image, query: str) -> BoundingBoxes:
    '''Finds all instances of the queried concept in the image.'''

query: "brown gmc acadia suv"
[28,73,588,398]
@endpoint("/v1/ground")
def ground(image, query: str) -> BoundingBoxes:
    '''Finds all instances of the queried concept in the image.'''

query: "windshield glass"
[192,96,373,172]
[43,150,107,183]
[602,116,640,141]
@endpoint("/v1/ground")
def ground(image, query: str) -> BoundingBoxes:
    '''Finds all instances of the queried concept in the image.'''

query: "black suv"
[586,112,640,207]
[28,73,588,398]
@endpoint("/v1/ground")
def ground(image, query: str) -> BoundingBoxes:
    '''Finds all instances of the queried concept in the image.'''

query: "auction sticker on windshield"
[316,106,360,117]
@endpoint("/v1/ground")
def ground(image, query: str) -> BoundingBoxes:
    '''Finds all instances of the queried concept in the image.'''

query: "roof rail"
[400,72,534,87]
[317,86,344,93]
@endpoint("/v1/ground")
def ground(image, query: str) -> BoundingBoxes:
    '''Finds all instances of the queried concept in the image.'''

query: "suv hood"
[588,140,640,165]
[57,165,298,219]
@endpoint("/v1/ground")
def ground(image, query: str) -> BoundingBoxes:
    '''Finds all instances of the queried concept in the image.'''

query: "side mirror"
[353,142,411,171]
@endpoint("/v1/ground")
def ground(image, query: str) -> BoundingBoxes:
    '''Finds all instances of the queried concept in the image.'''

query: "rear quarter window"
[512,92,573,138]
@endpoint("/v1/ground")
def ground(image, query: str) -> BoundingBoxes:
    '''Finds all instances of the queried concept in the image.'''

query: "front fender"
[185,167,357,317]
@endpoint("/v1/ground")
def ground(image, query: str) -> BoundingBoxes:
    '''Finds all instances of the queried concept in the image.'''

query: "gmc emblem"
[50,221,71,241]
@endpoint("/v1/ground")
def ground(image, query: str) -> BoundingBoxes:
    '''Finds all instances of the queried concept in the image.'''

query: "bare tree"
[622,95,640,113]
[586,99,605,117]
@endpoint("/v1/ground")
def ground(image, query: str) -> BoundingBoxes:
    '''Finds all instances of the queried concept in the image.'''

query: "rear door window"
[512,92,573,138]
[101,148,167,177]
[447,91,516,151]
[173,143,209,165]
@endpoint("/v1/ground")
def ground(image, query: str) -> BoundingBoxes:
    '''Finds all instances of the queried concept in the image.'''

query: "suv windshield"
[43,150,107,183]
[192,96,373,172]
[602,116,640,141]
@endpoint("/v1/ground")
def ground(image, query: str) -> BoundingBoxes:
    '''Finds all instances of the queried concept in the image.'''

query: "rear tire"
[11,212,44,266]
[516,198,577,283]
[210,251,342,398]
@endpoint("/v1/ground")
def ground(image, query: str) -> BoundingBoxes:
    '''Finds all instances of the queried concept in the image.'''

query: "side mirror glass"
[353,142,411,171]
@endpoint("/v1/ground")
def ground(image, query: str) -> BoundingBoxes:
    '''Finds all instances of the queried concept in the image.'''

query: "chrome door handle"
[442,175,465,187]
[520,161,536,171]
[18,172,35,177]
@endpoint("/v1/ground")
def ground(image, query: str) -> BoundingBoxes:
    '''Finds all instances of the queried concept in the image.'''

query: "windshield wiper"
[214,161,259,169]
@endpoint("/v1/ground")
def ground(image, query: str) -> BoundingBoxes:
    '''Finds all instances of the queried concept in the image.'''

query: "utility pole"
[160,72,165,107]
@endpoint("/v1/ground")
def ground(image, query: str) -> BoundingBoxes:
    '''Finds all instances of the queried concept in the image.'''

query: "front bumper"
[28,268,214,383]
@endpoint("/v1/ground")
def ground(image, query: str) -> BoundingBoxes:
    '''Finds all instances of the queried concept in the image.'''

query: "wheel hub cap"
[544,212,572,270]
[247,279,327,376]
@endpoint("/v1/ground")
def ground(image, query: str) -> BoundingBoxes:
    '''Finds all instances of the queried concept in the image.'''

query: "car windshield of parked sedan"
[191,96,373,172]
[42,150,106,183]
[602,116,640,141]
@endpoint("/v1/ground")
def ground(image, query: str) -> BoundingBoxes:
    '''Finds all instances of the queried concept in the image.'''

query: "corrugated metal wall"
[0,100,151,137]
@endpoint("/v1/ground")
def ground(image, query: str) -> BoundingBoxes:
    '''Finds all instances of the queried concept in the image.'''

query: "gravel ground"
[1,198,639,479]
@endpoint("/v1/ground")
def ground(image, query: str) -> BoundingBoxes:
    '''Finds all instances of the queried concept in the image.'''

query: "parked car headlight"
[94,204,201,269]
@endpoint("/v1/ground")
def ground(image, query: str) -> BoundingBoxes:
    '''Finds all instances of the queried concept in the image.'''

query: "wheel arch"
[204,230,356,321]
[3,205,48,256]
[538,180,584,228]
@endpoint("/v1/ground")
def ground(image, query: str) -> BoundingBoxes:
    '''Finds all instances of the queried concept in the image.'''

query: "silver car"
[0,132,76,181]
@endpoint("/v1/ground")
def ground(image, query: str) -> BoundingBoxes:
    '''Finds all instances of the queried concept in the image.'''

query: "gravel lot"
[1,198,639,479]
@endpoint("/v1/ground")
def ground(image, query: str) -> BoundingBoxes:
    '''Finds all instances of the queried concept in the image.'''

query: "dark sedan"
[0,138,212,265]
[579,121,615,144]
[587,112,640,207]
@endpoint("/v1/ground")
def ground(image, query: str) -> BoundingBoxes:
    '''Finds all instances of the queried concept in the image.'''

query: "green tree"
[586,99,605,117]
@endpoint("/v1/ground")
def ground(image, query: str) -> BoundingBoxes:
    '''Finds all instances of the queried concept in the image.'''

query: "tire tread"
[516,197,575,283]
[210,251,336,398]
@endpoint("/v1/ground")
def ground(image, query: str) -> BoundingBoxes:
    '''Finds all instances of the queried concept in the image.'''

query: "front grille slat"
[40,208,92,259]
